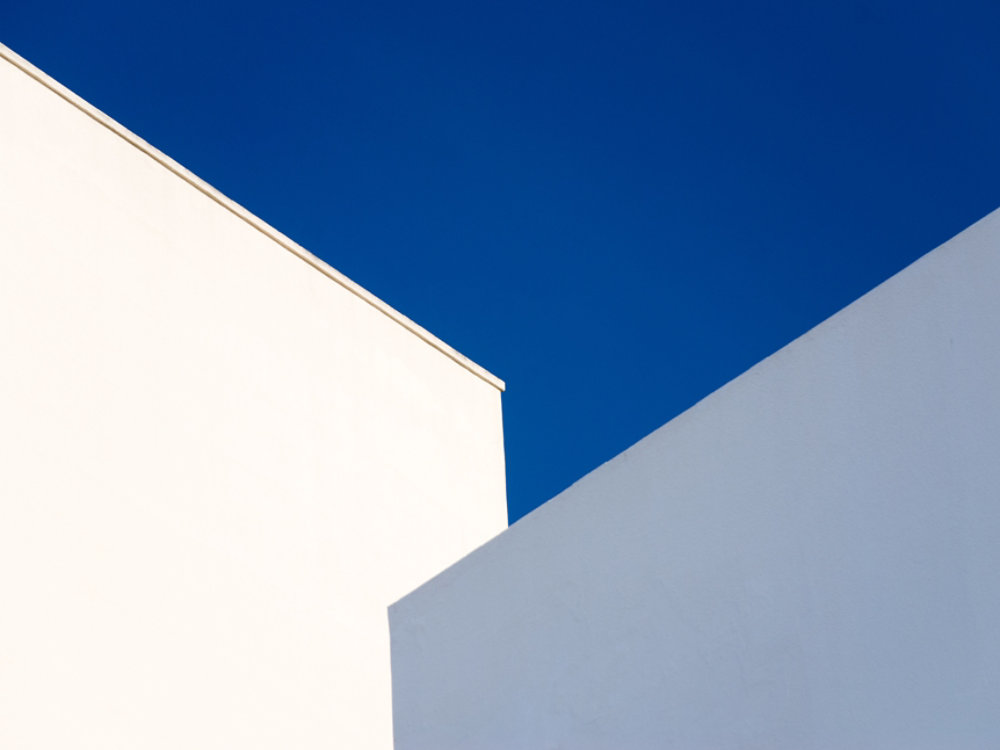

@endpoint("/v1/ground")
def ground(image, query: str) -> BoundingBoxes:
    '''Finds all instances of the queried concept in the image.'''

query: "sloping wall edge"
[0,41,504,392]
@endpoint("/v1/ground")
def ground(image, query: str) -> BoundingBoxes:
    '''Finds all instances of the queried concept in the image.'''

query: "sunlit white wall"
[0,45,506,750]
[391,209,1000,749]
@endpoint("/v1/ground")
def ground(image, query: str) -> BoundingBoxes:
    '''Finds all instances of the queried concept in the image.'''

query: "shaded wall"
[391,209,1000,749]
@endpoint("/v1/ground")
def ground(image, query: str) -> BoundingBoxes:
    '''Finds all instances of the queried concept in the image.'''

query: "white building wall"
[0,45,506,750]
[390,209,1000,748]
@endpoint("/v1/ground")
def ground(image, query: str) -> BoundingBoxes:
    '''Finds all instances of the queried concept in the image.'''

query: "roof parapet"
[0,42,505,392]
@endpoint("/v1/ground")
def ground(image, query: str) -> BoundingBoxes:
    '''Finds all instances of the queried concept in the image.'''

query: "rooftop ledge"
[0,42,505,393]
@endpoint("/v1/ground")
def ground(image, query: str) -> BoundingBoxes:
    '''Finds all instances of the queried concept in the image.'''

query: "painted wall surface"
[391,209,1000,748]
[0,47,506,750]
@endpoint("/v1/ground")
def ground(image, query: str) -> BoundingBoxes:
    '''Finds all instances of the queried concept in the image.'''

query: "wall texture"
[0,45,506,750]
[390,208,1000,749]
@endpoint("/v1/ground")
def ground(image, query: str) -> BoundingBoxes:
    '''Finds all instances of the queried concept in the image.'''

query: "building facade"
[5,41,999,750]
[0,44,506,750]
[390,208,1000,748]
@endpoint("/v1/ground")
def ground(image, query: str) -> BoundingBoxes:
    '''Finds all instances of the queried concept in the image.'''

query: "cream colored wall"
[0,46,506,750]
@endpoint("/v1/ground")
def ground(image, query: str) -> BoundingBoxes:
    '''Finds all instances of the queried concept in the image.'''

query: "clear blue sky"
[4,1,998,521]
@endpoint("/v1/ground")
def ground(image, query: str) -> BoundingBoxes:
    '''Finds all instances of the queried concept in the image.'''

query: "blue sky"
[4,1,998,521]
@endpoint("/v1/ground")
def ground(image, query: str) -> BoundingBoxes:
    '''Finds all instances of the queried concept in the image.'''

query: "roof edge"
[0,42,505,392]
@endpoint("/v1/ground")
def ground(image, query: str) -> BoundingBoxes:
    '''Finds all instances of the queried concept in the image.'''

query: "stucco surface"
[390,208,1000,748]
[0,48,506,750]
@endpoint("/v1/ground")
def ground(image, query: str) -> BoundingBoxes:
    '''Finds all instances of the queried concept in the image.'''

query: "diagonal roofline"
[0,42,505,392]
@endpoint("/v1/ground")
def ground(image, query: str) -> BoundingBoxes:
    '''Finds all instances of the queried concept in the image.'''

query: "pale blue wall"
[391,207,1000,749]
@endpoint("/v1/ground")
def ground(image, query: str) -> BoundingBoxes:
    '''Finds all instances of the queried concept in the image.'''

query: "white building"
[0,44,506,750]
[390,208,1000,748]
[5,41,999,750]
